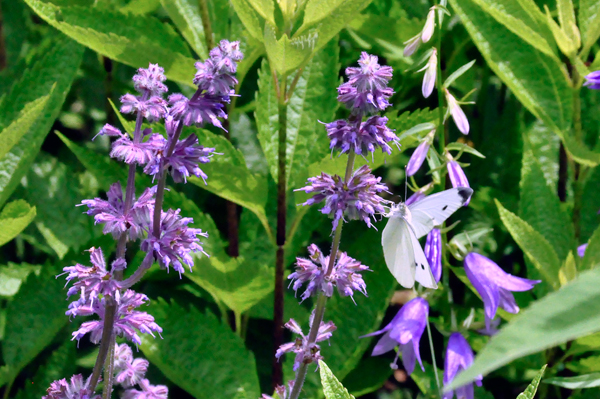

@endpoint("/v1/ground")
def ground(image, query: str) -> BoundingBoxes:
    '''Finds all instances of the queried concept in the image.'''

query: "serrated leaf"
[0,263,41,297]
[319,361,354,399]
[447,265,600,389]
[545,372,600,389]
[496,200,561,289]
[0,35,83,208]
[519,150,575,261]
[516,365,546,399]
[264,23,313,75]
[295,0,373,54]
[582,226,600,270]
[140,300,260,399]
[24,0,197,87]
[187,127,271,241]
[579,0,600,56]
[0,200,36,247]
[2,269,68,382]
[229,0,265,41]
[161,0,208,58]
[0,94,50,160]
[449,0,572,135]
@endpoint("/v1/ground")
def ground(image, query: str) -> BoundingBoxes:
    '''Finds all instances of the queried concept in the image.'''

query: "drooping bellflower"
[419,49,437,98]
[403,8,436,56]
[424,228,442,283]
[443,332,482,399]
[584,71,600,90]
[288,243,370,302]
[296,165,388,230]
[446,155,470,206]
[445,89,469,135]
[361,297,429,374]
[463,252,540,329]
[406,130,435,176]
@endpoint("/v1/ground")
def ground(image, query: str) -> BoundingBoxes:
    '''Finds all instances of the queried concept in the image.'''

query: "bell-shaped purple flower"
[288,243,370,302]
[337,52,394,117]
[122,379,168,399]
[405,190,426,206]
[446,160,470,205]
[424,228,442,283]
[464,252,540,329]
[276,316,337,371]
[419,49,437,98]
[443,332,482,399]
[296,165,388,230]
[421,9,436,42]
[361,297,429,374]
[445,89,469,134]
[584,71,600,90]
[325,116,398,156]
[406,137,432,176]
[403,34,421,57]
[578,243,588,258]
[43,374,100,399]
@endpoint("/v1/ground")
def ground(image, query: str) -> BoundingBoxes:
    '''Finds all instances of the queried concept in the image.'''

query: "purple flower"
[194,40,243,95]
[141,208,208,276]
[43,374,100,399]
[421,9,436,42]
[262,381,294,399]
[122,379,168,399]
[325,116,398,155]
[168,93,228,129]
[464,252,540,329]
[578,243,588,258]
[132,64,168,96]
[445,90,469,134]
[419,49,437,98]
[443,332,482,399]
[446,160,470,205]
[288,244,370,302]
[405,190,426,206]
[79,182,155,240]
[584,71,600,90]
[104,126,166,165]
[361,297,429,374]
[337,52,394,117]
[144,122,216,183]
[424,228,442,283]
[114,344,149,387]
[120,94,168,123]
[276,316,337,371]
[477,317,500,336]
[72,289,162,346]
[296,165,388,230]
[406,136,432,176]
[62,247,120,305]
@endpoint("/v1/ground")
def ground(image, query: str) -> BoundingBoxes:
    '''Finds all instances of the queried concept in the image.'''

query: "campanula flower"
[421,9,436,42]
[407,131,434,176]
[424,228,442,283]
[446,156,470,205]
[445,89,469,134]
[419,49,437,98]
[578,243,588,258]
[584,71,600,90]
[443,332,482,399]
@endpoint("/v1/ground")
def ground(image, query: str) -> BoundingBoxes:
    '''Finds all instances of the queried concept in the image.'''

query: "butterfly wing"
[410,223,438,289]
[382,215,416,288]
[408,187,473,238]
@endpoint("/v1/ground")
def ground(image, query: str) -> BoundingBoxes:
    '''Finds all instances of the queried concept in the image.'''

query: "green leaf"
[582,226,600,270]
[0,263,41,297]
[445,142,486,158]
[443,60,476,88]
[120,0,161,14]
[341,357,393,397]
[247,0,274,25]
[561,134,600,166]
[0,35,83,208]
[545,5,577,57]
[523,120,560,190]
[160,0,209,58]
[516,365,546,399]
[556,0,580,49]
[319,360,355,399]
[578,0,600,56]
[385,108,438,147]
[23,0,197,87]
[264,23,313,75]
[581,167,600,242]
[519,150,575,261]
[188,128,271,241]
[229,0,265,42]
[545,372,600,389]
[295,0,373,53]
[2,269,68,383]
[449,0,572,135]
[140,300,260,399]
[255,58,280,182]
[496,200,561,288]
[0,200,36,247]
[447,266,600,389]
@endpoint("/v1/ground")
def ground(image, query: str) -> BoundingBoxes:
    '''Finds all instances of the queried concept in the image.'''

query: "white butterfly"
[381,187,473,289]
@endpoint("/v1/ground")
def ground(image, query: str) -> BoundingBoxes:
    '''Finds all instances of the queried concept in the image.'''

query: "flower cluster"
[288,244,370,302]
[43,374,100,399]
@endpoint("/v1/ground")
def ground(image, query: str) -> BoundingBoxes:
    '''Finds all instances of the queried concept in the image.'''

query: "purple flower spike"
[62,247,120,305]
[446,160,470,205]
[72,290,162,346]
[464,252,540,330]
[194,40,242,95]
[443,332,482,399]
[296,165,388,230]
[276,316,337,371]
[141,208,208,276]
[420,49,437,98]
[114,344,149,387]
[360,297,429,374]
[133,64,168,96]
[109,129,166,166]
[424,228,442,283]
[120,94,168,123]
[445,90,469,134]
[168,93,228,129]
[79,182,155,240]
[123,379,168,399]
[325,116,398,155]
[43,374,100,399]
[584,71,600,90]
[288,244,371,301]
[578,243,588,258]
[406,136,432,176]
[337,52,394,117]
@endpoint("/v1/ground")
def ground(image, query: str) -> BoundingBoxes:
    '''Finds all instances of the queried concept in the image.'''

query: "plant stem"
[198,0,214,50]
[426,316,443,399]
[272,72,288,389]
[102,337,116,399]
[287,153,356,399]
[88,296,117,391]
[2,379,12,399]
